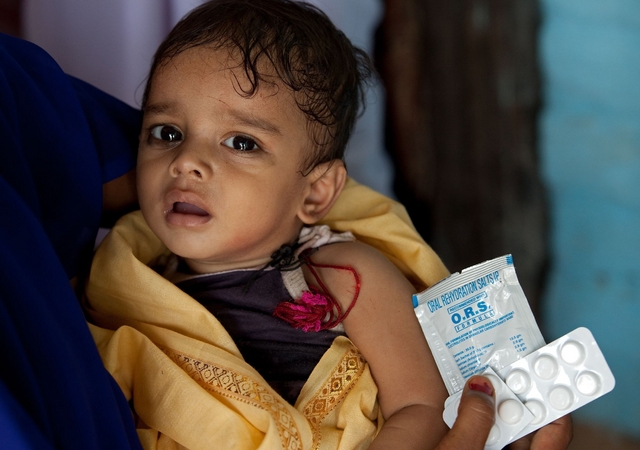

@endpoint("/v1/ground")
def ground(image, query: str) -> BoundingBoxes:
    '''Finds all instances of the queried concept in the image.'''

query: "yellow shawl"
[84,179,448,450]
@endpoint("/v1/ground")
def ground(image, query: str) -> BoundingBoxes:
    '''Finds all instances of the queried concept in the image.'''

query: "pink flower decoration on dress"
[273,290,335,332]
[273,259,360,332]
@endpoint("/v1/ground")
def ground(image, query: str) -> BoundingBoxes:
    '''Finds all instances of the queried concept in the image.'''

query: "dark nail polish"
[469,377,494,396]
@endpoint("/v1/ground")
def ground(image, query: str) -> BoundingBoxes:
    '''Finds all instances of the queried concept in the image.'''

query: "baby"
[85,0,449,448]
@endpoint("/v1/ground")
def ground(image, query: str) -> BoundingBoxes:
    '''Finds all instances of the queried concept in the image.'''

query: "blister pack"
[496,327,615,442]
[443,367,534,450]
[443,327,615,448]
[414,255,545,394]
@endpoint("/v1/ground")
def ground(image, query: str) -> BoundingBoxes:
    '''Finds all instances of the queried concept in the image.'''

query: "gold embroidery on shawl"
[302,345,366,449]
[164,348,302,450]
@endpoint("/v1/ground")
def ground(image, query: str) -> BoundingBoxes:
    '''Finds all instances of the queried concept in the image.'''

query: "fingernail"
[469,377,494,396]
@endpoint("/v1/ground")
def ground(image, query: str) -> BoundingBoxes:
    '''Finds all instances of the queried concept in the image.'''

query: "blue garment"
[0,33,141,449]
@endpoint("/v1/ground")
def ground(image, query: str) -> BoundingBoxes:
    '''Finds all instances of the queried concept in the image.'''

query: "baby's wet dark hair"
[143,0,374,173]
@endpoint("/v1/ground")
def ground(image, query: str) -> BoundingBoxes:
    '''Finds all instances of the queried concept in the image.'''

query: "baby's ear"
[298,161,347,224]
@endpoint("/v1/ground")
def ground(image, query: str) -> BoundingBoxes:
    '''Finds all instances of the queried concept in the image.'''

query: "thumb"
[436,376,496,450]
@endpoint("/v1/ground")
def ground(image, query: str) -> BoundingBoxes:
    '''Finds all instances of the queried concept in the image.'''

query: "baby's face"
[137,46,314,274]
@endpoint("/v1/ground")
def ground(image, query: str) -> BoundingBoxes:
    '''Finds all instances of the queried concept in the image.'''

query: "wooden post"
[376,0,547,316]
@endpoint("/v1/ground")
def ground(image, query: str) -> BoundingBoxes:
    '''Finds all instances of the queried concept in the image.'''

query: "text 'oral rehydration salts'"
[415,255,615,448]
[413,255,546,395]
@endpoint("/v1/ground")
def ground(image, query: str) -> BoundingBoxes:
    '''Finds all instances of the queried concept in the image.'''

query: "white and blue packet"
[414,255,615,449]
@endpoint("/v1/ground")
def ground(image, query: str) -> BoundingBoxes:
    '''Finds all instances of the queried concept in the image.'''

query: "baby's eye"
[150,125,183,143]
[223,135,260,152]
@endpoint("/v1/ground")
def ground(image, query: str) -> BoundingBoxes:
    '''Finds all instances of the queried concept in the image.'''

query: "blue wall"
[540,0,640,437]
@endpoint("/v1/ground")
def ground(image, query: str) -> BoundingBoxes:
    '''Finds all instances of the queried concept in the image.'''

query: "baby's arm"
[305,241,449,449]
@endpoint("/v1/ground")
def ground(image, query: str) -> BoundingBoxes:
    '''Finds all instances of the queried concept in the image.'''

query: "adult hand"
[434,375,573,450]
[507,414,573,450]
[436,375,496,450]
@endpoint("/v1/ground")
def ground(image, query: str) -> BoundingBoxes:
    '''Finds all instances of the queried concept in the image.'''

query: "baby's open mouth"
[172,202,209,216]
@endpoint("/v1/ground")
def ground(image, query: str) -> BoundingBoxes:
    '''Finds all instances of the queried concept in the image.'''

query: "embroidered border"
[302,345,366,449]
[164,348,302,450]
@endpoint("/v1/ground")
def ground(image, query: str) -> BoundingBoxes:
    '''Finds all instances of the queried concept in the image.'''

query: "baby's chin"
[164,242,271,274]
[177,255,270,275]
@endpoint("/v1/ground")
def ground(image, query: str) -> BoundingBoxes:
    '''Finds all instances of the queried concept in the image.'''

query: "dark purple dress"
[177,267,344,404]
